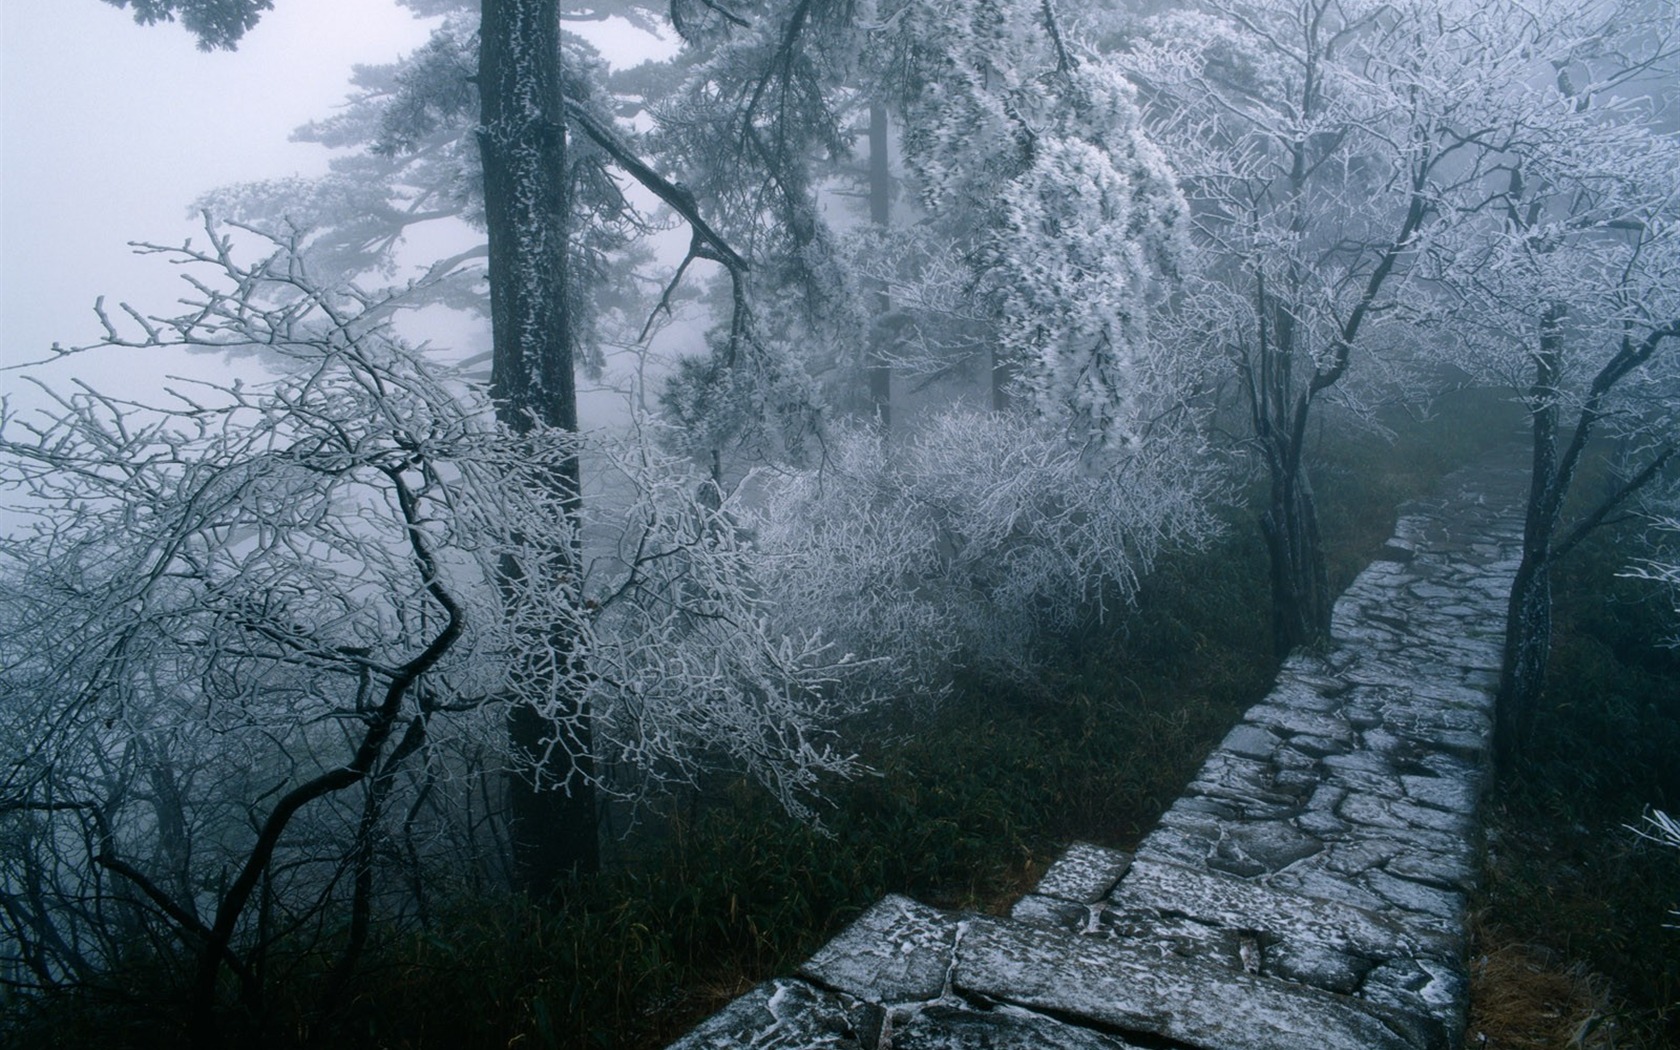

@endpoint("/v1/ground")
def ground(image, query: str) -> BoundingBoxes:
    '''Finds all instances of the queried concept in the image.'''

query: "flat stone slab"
[1032,842,1132,902]
[663,978,861,1049]
[1109,857,1456,961]
[799,895,959,1004]
[892,1002,1146,1049]
[1207,819,1325,877]
[954,915,1447,1050]
[1009,892,1091,930]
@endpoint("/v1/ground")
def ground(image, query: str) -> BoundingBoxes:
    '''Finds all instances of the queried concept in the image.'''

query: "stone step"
[1031,841,1132,903]
[956,914,1448,1050]
[790,895,1447,1050]
[1109,857,1457,961]
[663,974,1156,1050]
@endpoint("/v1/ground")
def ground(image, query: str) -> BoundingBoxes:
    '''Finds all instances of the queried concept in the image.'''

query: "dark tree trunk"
[1495,306,1565,770]
[1496,545,1552,768]
[1260,458,1332,657]
[1249,272,1333,657]
[866,102,892,428]
[1493,308,1679,770]
[478,0,599,891]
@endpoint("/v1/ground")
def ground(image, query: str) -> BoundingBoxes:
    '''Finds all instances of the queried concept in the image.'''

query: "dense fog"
[2,1,1678,1046]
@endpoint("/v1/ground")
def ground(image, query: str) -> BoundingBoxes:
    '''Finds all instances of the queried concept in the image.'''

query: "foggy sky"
[0,0,437,378]
[1,1,680,423]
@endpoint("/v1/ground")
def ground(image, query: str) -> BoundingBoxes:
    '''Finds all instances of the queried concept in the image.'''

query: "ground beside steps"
[666,455,1529,1050]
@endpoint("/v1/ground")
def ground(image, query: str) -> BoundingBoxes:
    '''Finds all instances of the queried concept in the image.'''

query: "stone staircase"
[666,454,1528,1050]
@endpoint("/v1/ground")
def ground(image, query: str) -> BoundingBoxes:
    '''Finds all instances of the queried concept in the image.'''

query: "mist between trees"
[3,0,1679,1044]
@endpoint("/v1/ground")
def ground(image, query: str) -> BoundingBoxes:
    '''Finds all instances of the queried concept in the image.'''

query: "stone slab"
[1009,893,1089,930]
[1033,842,1132,903]
[663,978,861,1049]
[892,1002,1146,1049]
[799,894,959,1004]
[954,915,1447,1050]
[1110,858,1455,960]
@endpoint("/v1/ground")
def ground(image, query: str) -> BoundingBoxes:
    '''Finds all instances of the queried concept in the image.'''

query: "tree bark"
[866,102,892,428]
[1494,308,1680,770]
[1496,544,1552,768]
[1260,458,1332,657]
[478,0,599,891]
[1248,272,1333,657]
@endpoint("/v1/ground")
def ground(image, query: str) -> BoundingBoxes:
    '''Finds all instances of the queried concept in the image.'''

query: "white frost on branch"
[745,408,1223,693]
[0,220,865,988]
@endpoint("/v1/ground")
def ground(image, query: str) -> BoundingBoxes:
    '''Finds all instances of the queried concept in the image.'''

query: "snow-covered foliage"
[1624,514,1680,646]
[745,409,1224,693]
[1113,0,1443,396]
[0,225,863,987]
[645,0,877,456]
[100,0,271,51]
[1402,1,1680,395]
[882,0,1187,446]
[650,0,1188,458]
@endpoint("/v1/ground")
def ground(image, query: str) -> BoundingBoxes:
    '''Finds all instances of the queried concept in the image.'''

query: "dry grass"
[1468,935,1618,1049]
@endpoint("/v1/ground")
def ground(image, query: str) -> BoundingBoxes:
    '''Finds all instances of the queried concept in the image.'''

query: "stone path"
[666,453,1529,1050]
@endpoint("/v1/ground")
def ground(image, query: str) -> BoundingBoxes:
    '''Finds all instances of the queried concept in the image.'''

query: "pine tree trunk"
[866,102,892,428]
[478,0,599,891]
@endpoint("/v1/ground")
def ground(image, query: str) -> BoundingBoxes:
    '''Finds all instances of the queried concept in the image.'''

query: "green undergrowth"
[3,391,1529,1049]
[1475,520,1680,1048]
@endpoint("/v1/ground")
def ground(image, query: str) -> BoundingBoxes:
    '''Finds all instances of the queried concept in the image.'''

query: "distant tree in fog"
[192,1,666,384]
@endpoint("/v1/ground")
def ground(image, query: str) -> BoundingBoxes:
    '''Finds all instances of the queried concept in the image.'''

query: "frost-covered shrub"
[745,409,1223,697]
[0,224,869,997]
[1622,513,1680,648]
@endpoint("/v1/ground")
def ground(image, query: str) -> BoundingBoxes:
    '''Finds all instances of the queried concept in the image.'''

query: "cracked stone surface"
[667,453,1526,1049]
[799,895,959,1004]
[663,978,863,1049]
[1031,841,1132,903]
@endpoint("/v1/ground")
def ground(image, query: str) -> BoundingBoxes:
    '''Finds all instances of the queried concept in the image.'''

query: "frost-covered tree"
[653,0,1187,459]
[747,409,1223,694]
[0,226,861,1042]
[102,0,758,892]
[1405,0,1680,765]
[654,0,1216,708]
[870,0,1187,446]
[1109,1,1548,655]
[1115,0,1680,747]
